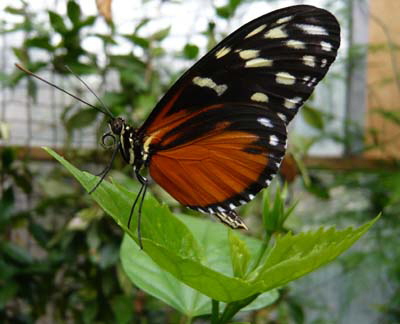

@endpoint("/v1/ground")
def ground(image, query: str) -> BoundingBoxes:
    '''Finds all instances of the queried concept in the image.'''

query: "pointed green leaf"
[48,11,67,34]
[301,104,325,130]
[247,218,379,291]
[228,230,250,278]
[151,27,170,42]
[67,0,81,26]
[121,221,278,317]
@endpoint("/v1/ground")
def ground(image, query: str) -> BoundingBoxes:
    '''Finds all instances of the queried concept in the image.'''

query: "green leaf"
[121,232,278,317]
[12,47,28,63]
[77,15,96,29]
[111,294,134,324]
[45,148,379,307]
[216,0,242,19]
[48,10,67,34]
[64,108,98,132]
[0,281,18,308]
[262,186,296,235]
[151,26,170,42]
[122,34,150,49]
[4,6,25,15]
[228,231,250,278]
[25,35,54,51]
[83,301,98,324]
[134,18,150,34]
[67,0,81,26]
[94,33,117,45]
[183,43,199,59]
[247,218,379,291]
[2,242,33,265]
[65,61,98,75]
[301,105,325,130]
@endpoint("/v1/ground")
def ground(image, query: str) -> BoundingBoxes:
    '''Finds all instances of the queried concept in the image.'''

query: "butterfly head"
[109,117,126,136]
[101,117,130,149]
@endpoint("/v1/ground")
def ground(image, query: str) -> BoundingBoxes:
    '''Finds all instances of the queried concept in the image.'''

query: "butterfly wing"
[138,5,340,225]
[148,103,286,211]
[140,4,340,135]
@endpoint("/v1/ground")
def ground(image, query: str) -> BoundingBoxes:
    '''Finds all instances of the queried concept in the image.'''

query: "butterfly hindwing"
[148,103,287,211]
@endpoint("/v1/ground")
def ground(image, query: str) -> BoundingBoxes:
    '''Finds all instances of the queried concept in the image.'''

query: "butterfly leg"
[89,142,120,194]
[127,170,148,249]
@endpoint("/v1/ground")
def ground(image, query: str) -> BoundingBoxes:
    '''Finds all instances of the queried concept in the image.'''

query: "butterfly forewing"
[138,5,340,226]
[141,5,340,133]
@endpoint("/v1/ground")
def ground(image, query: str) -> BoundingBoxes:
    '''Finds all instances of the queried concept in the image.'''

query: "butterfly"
[17,5,340,248]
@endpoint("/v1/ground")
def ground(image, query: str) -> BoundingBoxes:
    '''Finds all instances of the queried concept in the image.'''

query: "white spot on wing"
[321,41,332,51]
[266,179,271,186]
[286,39,306,49]
[284,96,302,109]
[264,26,288,39]
[277,112,287,122]
[276,16,292,24]
[245,58,273,68]
[215,46,231,59]
[245,24,267,38]
[251,92,269,103]
[307,77,318,87]
[257,117,273,128]
[303,55,316,67]
[217,206,225,212]
[269,135,279,146]
[321,58,328,67]
[276,72,296,85]
[248,194,255,200]
[296,24,328,35]
[229,203,236,209]
[239,49,259,60]
[192,76,228,96]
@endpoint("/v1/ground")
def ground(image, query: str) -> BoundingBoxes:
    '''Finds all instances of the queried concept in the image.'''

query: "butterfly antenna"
[15,64,112,118]
[64,65,114,118]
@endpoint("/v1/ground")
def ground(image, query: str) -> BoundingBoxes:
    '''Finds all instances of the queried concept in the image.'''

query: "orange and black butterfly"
[18,5,340,246]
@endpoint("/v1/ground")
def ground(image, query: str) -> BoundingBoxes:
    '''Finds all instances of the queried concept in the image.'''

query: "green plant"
[45,147,379,323]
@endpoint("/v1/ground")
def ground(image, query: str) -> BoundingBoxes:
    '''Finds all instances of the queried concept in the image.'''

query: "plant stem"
[218,294,260,323]
[211,299,219,324]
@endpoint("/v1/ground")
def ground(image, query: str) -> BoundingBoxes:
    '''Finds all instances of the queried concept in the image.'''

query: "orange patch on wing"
[149,130,269,207]
[144,104,225,147]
